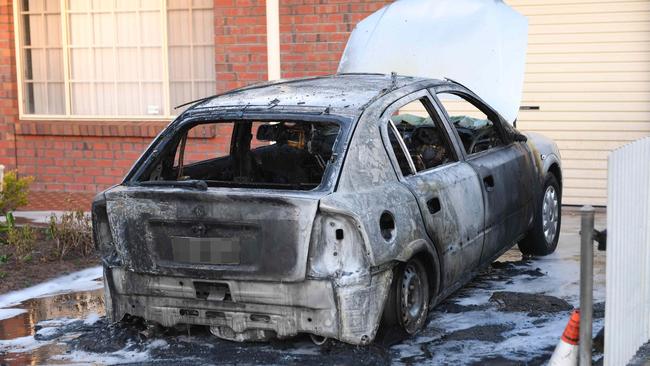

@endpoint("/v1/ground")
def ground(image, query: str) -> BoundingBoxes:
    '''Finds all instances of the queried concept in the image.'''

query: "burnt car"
[92,74,562,345]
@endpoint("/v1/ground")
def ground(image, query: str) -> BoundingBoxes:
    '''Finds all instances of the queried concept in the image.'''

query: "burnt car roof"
[189,73,443,117]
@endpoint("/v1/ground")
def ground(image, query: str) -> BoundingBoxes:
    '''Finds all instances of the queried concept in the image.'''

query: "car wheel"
[519,173,562,256]
[377,257,430,345]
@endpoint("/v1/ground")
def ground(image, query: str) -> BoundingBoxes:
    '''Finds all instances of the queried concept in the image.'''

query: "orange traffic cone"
[549,309,580,366]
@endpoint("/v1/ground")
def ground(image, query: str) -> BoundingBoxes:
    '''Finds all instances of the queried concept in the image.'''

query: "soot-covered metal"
[92,74,563,345]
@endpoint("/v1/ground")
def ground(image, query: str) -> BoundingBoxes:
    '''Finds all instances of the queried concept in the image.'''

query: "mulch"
[0,230,99,294]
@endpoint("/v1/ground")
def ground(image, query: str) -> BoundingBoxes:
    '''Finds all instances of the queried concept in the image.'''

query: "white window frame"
[13,0,211,121]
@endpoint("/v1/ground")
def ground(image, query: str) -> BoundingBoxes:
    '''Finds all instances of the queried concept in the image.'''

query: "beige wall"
[509,0,650,206]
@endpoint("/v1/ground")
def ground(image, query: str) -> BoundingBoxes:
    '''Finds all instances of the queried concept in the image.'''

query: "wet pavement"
[0,211,607,365]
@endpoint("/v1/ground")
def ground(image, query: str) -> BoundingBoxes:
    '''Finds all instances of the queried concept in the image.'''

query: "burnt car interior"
[391,115,454,171]
[436,92,505,155]
[139,120,340,190]
[388,98,456,174]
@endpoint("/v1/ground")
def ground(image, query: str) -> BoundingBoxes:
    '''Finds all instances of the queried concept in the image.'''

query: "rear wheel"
[377,257,430,345]
[519,173,561,256]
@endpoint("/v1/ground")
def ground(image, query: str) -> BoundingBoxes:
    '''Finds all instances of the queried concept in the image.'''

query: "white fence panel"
[605,136,650,366]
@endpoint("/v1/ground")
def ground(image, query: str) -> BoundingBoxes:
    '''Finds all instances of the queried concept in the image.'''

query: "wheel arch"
[393,239,441,300]
[548,162,562,194]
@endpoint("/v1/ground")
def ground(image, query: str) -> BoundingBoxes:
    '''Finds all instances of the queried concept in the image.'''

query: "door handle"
[427,197,441,214]
[483,175,495,192]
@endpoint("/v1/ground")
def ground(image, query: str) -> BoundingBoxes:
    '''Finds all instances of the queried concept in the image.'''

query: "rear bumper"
[103,266,392,345]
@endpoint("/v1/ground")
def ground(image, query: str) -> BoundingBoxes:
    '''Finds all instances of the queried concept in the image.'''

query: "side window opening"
[389,98,455,173]
[142,120,341,191]
[436,92,504,155]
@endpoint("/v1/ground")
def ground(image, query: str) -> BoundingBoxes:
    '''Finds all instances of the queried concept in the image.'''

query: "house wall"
[0,1,17,172]
[509,0,650,206]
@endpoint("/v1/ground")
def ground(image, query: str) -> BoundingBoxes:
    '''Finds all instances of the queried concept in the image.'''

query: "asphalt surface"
[0,211,607,365]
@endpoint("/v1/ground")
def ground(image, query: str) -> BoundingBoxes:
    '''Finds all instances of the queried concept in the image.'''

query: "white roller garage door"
[508,0,650,206]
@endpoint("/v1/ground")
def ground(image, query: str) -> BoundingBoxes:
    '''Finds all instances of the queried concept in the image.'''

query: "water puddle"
[0,289,105,340]
[0,289,105,365]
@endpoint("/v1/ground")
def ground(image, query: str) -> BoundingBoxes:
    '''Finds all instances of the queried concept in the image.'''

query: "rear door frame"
[379,88,487,288]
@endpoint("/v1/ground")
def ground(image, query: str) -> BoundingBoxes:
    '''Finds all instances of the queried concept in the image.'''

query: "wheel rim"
[542,185,559,245]
[400,263,425,334]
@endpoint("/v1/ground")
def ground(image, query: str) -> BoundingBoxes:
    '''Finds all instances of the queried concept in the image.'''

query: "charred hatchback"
[92,74,562,345]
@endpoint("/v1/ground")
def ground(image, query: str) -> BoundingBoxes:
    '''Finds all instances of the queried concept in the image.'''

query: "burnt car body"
[92,74,562,345]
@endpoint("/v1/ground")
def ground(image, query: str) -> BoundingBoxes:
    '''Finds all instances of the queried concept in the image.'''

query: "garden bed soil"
[0,233,99,294]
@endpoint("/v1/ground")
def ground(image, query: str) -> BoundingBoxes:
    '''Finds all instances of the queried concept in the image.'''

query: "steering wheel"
[468,128,497,154]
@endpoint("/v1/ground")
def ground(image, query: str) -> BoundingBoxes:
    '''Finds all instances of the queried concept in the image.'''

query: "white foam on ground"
[55,347,151,365]
[0,308,26,321]
[83,312,101,325]
[35,326,60,338]
[392,229,607,364]
[53,340,169,365]
[0,266,102,311]
[394,310,605,365]
[1,315,102,356]
[36,317,78,327]
[0,335,49,353]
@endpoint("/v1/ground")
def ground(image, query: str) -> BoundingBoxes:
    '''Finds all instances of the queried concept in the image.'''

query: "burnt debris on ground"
[489,291,573,315]
[444,324,516,343]
[66,316,392,366]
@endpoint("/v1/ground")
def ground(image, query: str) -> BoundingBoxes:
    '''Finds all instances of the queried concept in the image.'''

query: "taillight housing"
[307,212,369,281]
[91,193,114,257]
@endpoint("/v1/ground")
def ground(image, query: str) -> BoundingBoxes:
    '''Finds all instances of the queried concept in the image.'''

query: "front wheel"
[519,173,562,256]
[377,257,430,345]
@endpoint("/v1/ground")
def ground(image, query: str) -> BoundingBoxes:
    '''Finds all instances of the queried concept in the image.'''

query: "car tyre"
[377,257,430,345]
[519,173,561,256]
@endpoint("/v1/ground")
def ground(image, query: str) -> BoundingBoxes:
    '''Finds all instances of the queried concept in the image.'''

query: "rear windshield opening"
[139,120,341,190]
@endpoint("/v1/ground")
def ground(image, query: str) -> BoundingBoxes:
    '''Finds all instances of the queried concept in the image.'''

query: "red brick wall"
[214,0,268,92]
[0,0,389,195]
[280,1,389,78]
[0,1,17,171]
[16,135,150,191]
[14,121,168,192]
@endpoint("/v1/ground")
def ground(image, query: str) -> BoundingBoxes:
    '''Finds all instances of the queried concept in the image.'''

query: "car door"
[381,89,485,288]
[433,87,535,265]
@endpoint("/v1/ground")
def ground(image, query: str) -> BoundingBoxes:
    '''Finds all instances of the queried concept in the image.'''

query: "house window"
[15,0,215,118]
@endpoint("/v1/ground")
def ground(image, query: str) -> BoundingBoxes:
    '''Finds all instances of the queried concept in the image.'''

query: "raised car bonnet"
[338,0,528,123]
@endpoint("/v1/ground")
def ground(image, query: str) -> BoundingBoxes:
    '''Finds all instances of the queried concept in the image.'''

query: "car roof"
[190,73,446,117]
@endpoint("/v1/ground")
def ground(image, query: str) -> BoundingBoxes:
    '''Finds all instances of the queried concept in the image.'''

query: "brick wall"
[14,121,168,191]
[280,1,389,78]
[214,0,268,92]
[0,1,17,171]
[1,0,389,195]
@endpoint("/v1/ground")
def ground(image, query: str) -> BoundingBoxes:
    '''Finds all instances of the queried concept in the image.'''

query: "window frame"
[380,89,462,179]
[12,0,213,121]
[387,119,417,176]
[127,112,352,194]
[431,86,513,159]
